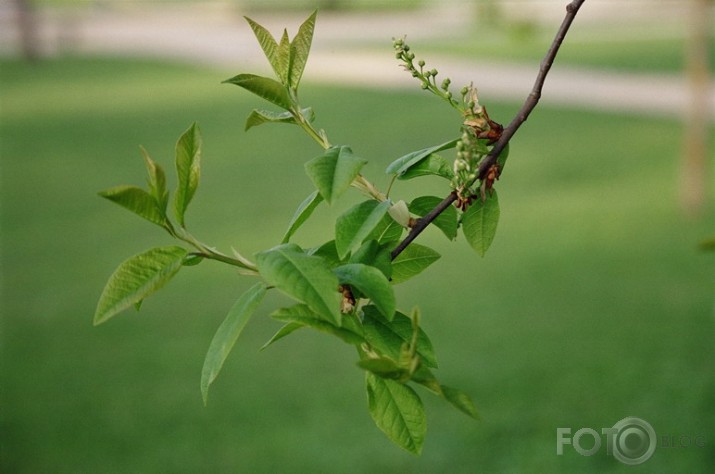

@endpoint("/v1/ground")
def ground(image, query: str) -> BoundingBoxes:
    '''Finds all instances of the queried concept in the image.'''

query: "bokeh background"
[2,0,714,472]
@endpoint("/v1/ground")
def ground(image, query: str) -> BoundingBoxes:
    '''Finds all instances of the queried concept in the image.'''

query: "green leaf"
[358,357,405,380]
[385,139,458,176]
[244,16,281,78]
[98,185,166,227]
[94,246,188,325]
[366,373,426,455]
[349,240,392,280]
[276,29,292,86]
[289,10,317,89]
[245,107,314,131]
[391,243,440,284]
[261,322,304,350]
[462,190,500,257]
[334,264,395,320]
[335,200,391,260]
[281,190,324,244]
[200,282,267,405]
[307,240,342,268]
[368,214,404,245]
[271,304,364,345]
[362,306,438,368]
[397,154,454,181]
[173,122,202,228]
[700,237,715,250]
[223,73,292,110]
[441,385,480,419]
[140,146,169,214]
[256,243,341,325]
[304,146,367,204]
[409,196,458,240]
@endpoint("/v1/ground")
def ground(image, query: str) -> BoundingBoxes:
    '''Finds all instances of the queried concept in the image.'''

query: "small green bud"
[421,82,429,90]
[445,91,452,99]
[456,160,467,171]
[461,132,471,142]
[460,86,469,96]
[418,59,426,67]
[396,52,403,60]
[430,68,438,76]
[411,71,420,78]
[403,44,410,52]
[406,52,415,60]
[441,78,451,90]
[456,140,464,151]
[468,173,477,181]
[468,100,476,109]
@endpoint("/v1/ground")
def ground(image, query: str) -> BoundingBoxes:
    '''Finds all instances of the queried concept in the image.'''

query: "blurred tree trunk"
[14,0,41,61]
[681,0,712,216]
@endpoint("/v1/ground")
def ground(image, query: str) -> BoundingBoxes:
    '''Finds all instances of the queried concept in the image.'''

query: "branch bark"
[391,0,587,260]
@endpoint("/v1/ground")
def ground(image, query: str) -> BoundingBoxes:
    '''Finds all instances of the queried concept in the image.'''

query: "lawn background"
[1,55,714,472]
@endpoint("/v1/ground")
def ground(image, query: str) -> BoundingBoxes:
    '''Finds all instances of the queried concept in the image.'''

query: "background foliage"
[1,54,714,471]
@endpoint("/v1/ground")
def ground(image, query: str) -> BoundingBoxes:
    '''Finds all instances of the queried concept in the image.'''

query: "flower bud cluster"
[392,37,462,111]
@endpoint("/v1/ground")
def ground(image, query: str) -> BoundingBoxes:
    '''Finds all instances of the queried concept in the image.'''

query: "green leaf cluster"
[92,10,520,456]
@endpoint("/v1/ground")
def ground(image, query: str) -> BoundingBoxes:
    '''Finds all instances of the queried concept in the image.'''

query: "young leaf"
[223,74,292,110]
[245,107,315,131]
[140,146,169,214]
[276,29,292,86]
[98,185,166,227]
[385,139,458,177]
[391,243,440,284]
[201,282,267,405]
[94,246,188,325]
[173,122,202,228]
[256,243,341,325]
[304,146,367,204]
[366,373,426,455]
[281,190,324,244]
[307,240,342,269]
[362,306,438,368]
[397,154,454,181]
[440,385,480,420]
[334,264,395,320]
[244,16,281,78]
[335,200,391,259]
[271,304,365,345]
[409,196,458,240]
[462,190,500,257]
[289,10,317,89]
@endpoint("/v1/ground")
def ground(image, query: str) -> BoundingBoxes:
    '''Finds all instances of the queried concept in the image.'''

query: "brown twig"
[391,0,586,261]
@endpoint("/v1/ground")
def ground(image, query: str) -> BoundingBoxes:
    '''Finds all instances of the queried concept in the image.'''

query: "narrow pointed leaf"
[98,185,166,227]
[462,190,500,257]
[441,385,480,419]
[335,200,391,259]
[391,243,440,284]
[362,306,438,368]
[94,246,188,325]
[304,146,367,204]
[368,214,404,244]
[386,139,458,176]
[398,153,454,181]
[276,29,291,85]
[409,195,458,240]
[140,146,169,213]
[289,10,317,88]
[245,107,314,131]
[334,264,395,320]
[256,243,341,325]
[223,74,292,110]
[201,282,267,404]
[366,373,426,455]
[173,123,202,227]
[244,16,281,78]
[261,321,304,350]
[281,190,323,244]
[358,357,405,379]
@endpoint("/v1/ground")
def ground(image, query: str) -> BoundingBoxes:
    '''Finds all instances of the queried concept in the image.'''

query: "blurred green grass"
[1,56,714,473]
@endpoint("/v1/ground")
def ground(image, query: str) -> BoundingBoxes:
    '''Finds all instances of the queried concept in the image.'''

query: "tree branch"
[391,0,586,261]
